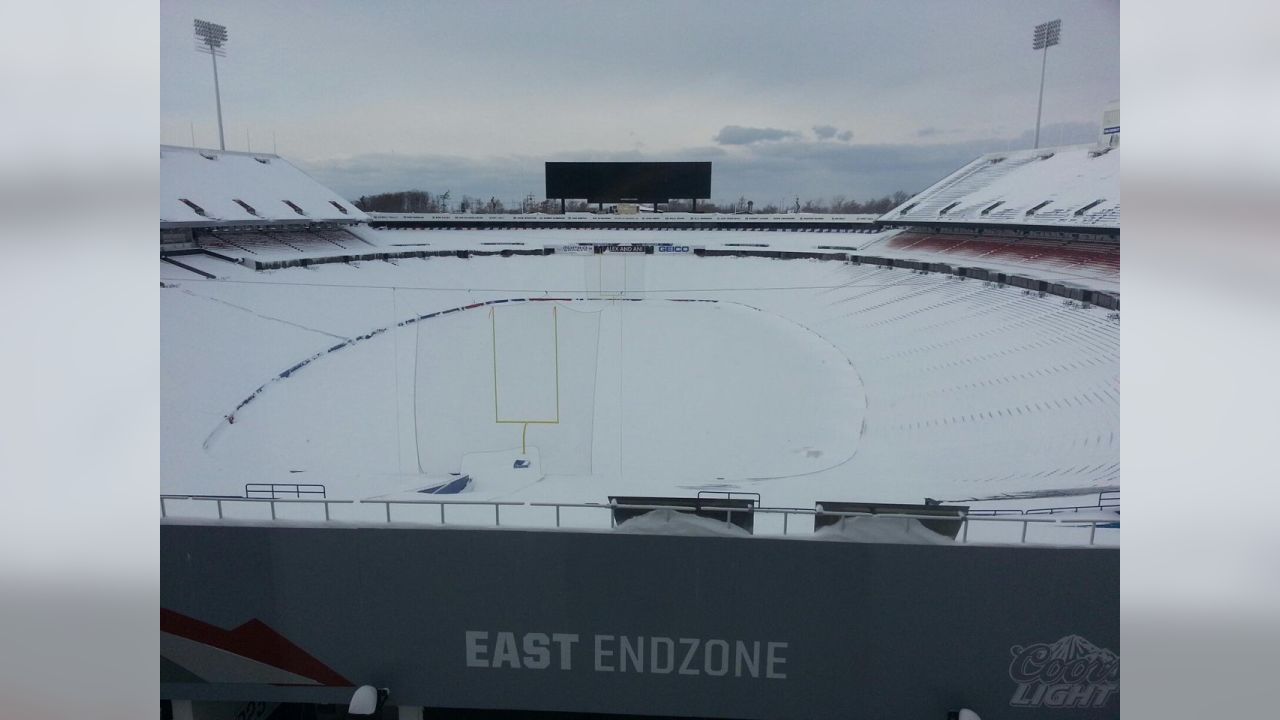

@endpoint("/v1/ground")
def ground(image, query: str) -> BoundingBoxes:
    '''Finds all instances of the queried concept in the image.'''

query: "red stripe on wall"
[161,608,351,686]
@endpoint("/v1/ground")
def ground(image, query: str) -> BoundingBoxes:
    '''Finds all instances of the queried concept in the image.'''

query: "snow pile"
[613,509,751,537]
[812,516,955,545]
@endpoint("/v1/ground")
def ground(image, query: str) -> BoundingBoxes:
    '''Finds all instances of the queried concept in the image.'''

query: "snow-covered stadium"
[161,142,1118,543]
[160,141,1120,719]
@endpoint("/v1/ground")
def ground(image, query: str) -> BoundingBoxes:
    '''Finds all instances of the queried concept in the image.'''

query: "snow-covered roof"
[882,144,1119,230]
[160,145,367,227]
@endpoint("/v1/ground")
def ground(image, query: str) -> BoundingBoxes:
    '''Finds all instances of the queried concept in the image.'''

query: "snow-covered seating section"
[198,228,369,258]
[160,145,368,227]
[882,144,1118,230]
[884,232,1120,276]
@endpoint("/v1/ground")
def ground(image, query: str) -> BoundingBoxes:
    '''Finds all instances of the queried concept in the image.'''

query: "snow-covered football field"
[161,230,1118,541]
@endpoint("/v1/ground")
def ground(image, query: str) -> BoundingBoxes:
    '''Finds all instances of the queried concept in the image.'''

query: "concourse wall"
[161,522,1119,719]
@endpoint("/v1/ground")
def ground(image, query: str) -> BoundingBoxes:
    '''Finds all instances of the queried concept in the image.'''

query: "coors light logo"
[1008,634,1119,709]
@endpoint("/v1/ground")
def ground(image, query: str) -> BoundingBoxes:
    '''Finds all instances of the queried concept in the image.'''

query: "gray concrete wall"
[161,523,1119,719]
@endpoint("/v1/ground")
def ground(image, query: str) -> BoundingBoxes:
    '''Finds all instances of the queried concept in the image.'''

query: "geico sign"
[657,245,692,253]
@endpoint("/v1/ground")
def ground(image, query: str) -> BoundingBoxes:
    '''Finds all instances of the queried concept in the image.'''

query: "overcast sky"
[160,0,1118,206]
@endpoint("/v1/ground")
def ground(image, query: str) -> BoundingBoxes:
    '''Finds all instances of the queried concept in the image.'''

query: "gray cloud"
[163,3,1116,175]
[714,126,803,146]
[162,1,1117,204]
[299,145,731,204]
[302,120,1100,208]
[813,125,852,142]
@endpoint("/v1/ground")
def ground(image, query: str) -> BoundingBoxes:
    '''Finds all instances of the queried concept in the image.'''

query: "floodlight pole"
[210,49,225,151]
[1029,42,1049,148]
[1031,19,1060,149]
[194,20,229,151]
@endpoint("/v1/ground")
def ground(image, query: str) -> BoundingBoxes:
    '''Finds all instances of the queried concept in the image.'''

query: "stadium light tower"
[194,19,229,151]
[1031,19,1061,149]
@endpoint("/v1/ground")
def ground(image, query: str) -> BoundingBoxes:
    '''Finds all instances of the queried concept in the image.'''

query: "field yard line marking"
[180,287,350,341]
[392,287,404,471]
[413,312,423,473]
[491,306,500,423]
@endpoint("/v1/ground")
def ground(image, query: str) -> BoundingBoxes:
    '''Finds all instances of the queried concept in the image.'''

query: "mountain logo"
[1008,634,1118,709]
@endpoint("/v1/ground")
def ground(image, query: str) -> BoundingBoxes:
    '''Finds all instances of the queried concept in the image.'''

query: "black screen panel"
[546,162,711,202]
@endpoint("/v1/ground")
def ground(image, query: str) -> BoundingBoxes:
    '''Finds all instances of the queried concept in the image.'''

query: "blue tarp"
[419,475,472,495]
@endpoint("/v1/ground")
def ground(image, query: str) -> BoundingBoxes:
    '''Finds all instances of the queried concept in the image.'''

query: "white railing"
[160,495,355,521]
[160,496,1118,547]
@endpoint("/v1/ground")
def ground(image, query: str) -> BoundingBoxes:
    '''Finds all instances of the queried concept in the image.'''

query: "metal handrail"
[160,495,355,521]
[245,482,327,499]
[160,496,1118,546]
[362,498,526,525]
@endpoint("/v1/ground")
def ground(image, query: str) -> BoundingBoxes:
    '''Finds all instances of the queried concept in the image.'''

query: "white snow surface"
[812,516,954,545]
[882,144,1119,229]
[613,509,752,537]
[160,145,367,225]
[162,234,1119,536]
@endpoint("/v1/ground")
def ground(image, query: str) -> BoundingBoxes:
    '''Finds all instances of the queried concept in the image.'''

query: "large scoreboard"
[546,161,712,203]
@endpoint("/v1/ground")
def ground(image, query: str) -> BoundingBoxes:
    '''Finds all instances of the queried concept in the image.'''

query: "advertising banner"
[554,244,596,255]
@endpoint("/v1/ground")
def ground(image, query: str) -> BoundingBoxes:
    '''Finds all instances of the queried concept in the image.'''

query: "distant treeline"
[358,189,501,211]
[353,190,913,215]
